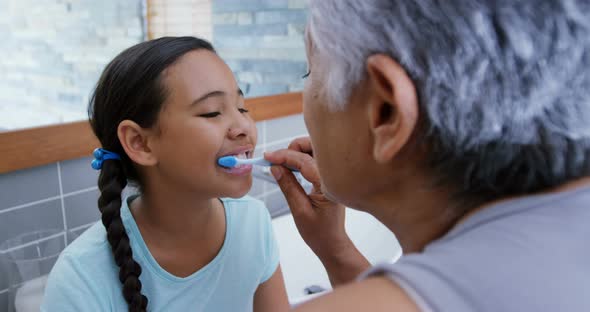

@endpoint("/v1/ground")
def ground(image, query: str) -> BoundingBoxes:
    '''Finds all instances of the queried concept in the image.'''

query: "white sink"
[272,208,402,303]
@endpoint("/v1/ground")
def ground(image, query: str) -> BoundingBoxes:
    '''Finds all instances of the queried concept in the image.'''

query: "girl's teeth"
[236,152,247,159]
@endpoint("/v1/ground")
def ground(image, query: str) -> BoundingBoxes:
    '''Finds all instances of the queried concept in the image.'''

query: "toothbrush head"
[218,156,238,168]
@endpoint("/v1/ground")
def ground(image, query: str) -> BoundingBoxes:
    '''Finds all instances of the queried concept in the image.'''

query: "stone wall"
[212,0,309,97]
[0,0,144,131]
[0,0,310,131]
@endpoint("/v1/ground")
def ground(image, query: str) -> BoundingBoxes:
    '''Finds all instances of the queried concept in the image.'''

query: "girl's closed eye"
[199,111,221,118]
[199,107,248,118]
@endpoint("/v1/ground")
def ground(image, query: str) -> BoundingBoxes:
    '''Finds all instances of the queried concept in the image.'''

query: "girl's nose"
[227,110,251,139]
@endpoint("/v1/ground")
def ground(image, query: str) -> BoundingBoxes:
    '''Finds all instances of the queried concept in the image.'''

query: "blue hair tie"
[91,148,121,170]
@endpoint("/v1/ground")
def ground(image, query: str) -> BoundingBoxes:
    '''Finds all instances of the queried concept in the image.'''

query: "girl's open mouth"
[219,150,253,176]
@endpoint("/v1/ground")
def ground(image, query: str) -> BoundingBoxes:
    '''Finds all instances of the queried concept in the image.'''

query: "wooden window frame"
[0,92,302,174]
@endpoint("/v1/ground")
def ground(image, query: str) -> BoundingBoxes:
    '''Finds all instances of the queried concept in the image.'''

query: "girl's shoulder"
[63,221,111,258]
[52,222,118,283]
[42,222,118,310]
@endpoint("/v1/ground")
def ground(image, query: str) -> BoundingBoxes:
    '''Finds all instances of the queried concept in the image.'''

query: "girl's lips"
[220,164,253,176]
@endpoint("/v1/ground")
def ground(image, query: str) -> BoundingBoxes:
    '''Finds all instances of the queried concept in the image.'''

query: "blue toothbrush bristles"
[217,156,238,168]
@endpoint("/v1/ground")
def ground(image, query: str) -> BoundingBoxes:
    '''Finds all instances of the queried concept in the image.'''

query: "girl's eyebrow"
[191,88,243,107]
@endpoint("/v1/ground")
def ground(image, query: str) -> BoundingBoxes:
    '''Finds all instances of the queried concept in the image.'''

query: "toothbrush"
[218,156,299,172]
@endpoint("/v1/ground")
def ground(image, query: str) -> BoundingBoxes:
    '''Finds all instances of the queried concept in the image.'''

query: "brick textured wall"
[0,0,144,131]
[0,0,310,131]
[148,0,213,41]
[212,0,309,97]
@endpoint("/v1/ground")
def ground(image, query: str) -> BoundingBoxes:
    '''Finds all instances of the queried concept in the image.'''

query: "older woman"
[265,1,590,311]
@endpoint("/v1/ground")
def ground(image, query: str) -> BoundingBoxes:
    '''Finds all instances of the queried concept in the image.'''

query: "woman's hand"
[265,137,370,286]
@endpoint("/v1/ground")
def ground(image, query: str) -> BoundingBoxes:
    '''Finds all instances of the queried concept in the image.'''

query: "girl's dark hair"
[88,36,215,312]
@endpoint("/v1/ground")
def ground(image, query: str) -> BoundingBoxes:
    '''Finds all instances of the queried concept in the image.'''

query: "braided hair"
[88,37,215,312]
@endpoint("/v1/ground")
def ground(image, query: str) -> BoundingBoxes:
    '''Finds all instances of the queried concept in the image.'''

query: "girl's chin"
[221,183,252,199]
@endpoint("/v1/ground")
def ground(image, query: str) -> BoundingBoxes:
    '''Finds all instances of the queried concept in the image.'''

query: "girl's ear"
[117,120,158,166]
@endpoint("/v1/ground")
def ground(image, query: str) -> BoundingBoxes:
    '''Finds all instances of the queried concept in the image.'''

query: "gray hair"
[309,1,590,202]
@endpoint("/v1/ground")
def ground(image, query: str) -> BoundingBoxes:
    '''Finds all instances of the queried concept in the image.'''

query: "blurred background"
[0,0,308,131]
[0,1,401,311]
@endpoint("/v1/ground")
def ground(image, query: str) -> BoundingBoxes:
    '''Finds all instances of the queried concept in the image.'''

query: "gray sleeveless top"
[361,184,590,311]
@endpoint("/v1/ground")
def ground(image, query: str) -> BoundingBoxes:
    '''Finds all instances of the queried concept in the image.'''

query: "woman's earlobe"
[366,54,419,164]
[370,101,404,164]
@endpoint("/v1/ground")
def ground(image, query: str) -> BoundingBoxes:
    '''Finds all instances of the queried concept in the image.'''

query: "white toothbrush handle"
[238,157,299,172]
[237,157,273,166]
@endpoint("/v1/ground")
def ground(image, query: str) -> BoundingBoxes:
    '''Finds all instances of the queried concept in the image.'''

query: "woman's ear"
[365,54,419,164]
[117,120,158,166]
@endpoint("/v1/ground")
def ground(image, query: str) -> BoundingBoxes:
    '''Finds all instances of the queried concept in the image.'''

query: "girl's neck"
[129,181,224,244]
[128,184,228,278]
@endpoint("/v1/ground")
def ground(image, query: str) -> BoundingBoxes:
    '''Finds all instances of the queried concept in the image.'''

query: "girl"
[41,37,289,312]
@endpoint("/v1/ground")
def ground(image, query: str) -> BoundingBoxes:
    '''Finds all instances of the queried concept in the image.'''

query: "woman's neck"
[369,176,590,254]
[455,176,590,226]
[367,181,458,254]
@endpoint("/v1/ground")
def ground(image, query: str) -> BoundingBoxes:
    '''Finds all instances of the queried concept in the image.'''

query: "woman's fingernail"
[271,166,282,181]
